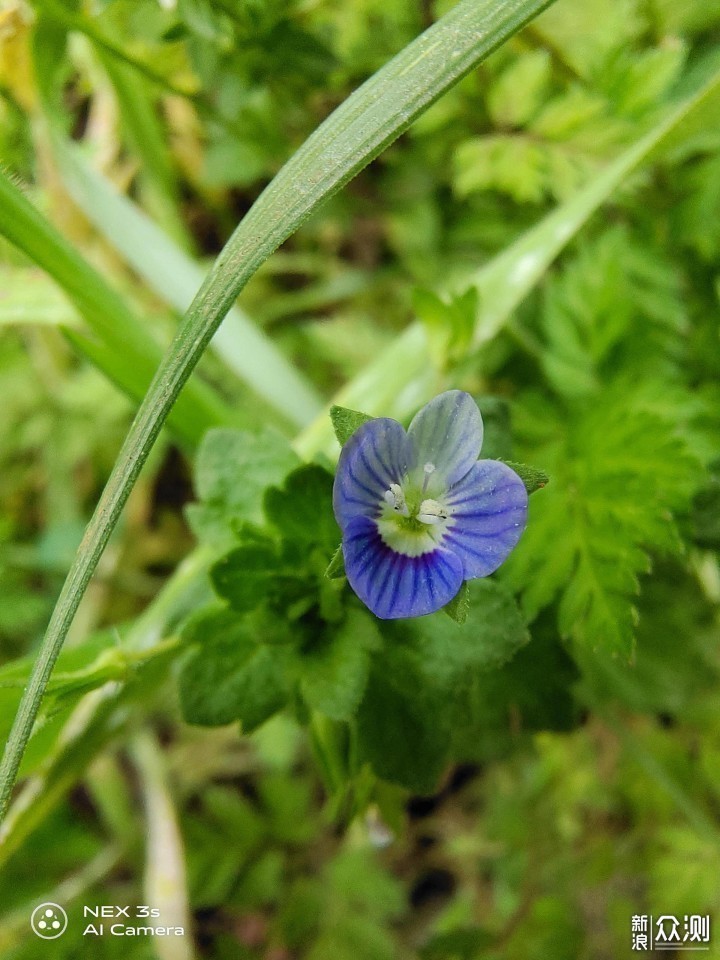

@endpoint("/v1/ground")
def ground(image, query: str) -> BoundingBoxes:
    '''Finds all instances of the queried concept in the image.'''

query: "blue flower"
[333,391,528,619]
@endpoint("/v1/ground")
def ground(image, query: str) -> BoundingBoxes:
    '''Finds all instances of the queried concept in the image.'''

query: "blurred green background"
[0,0,719,957]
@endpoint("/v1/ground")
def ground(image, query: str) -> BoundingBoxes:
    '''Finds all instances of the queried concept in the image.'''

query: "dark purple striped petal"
[443,460,527,578]
[407,391,483,489]
[342,516,464,620]
[333,418,412,531]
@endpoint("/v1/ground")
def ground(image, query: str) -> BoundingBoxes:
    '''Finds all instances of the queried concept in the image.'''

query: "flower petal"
[407,390,483,490]
[342,515,464,619]
[443,460,527,578]
[333,418,413,531]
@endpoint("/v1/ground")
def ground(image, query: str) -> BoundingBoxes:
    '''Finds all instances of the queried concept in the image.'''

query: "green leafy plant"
[0,0,558,818]
[1,2,720,956]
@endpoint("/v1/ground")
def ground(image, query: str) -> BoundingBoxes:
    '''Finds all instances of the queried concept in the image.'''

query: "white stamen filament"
[421,462,436,494]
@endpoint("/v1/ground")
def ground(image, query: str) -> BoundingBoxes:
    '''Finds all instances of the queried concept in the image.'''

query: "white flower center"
[376,466,453,556]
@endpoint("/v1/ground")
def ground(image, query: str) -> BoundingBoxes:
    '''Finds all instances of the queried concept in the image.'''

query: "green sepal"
[330,405,374,447]
[500,459,550,494]
[325,544,346,580]
[443,581,470,624]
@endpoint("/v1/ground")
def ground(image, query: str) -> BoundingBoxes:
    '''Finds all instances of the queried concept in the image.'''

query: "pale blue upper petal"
[442,460,527,578]
[407,390,483,490]
[333,418,412,531]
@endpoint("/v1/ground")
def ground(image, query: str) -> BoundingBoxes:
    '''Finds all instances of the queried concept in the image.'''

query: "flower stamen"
[383,482,410,516]
[417,498,449,526]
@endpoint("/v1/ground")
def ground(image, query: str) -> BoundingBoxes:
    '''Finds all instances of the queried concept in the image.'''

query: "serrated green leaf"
[264,464,338,549]
[535,0,646,78]
[356,660,450,793]
[537,227,687,398]
[454,134,548,203]
[412,580,530,679]
[187,428,299,548]
[576,561,720,715]
[448,618,580,761]
[612,45,687,115]
[299,611,381,721]
[210,542,281,613]
[179,607,290,731]
[356,580,529,790]
[504,384,705,658]
[330,405,374,447]
[194,428,298,506]
[530,86,608,140]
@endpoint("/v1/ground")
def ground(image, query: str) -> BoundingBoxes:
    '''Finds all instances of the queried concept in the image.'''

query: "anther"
[384,483,409,516]
[417,498,448,525]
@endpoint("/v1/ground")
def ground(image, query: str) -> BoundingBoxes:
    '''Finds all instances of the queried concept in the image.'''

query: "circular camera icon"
[31,903,68,940]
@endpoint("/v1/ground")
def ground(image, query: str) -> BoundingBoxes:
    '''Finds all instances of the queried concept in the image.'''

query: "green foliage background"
[0,0,719,957]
